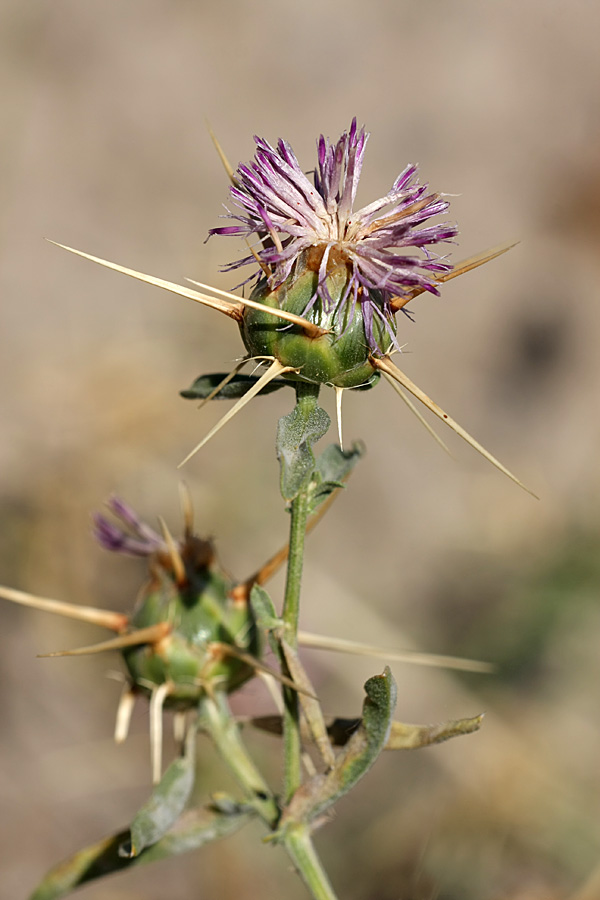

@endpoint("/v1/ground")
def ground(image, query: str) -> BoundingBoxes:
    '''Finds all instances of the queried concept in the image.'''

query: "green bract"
[124,541,259,707]
[240,261,395,389]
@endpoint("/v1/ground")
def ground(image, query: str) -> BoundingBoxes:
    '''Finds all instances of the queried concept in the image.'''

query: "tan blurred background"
[2,2,600,898]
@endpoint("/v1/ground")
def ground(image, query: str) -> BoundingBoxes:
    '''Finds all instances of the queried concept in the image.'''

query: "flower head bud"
[210,119,457,387]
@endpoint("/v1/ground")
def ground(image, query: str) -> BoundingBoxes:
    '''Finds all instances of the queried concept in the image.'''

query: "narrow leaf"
[181,372,289,401]
[279,668,396,827]
[179,359,296,467]
[246,711,483,750]
[385,714,484,749]
[29,805,252,900]
[123,726,197,858]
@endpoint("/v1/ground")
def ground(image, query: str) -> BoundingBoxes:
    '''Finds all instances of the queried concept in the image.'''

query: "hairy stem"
[281,381,320,804]
[283,825,339,900]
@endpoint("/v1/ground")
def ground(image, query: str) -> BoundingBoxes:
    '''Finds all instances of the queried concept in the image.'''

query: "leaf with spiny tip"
[122,726,197,859]
[297,630,494,674]
[180,371,289,401]
[28,805,252,900]
[390,241,519,311]
[188,361,252,411]
[0,585,128,631]
[179,359,298,467]
[372,355,538,498]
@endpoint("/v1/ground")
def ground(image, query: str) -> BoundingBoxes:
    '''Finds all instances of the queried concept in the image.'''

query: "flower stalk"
[280,385,320,803]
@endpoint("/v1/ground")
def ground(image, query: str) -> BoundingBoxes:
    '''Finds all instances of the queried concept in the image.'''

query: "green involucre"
[123,554,258,706]
[240,265,395,389]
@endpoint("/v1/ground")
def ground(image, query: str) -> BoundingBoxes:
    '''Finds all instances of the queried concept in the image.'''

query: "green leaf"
[306,442,365,514]
[249,584,282,656]
[279,667,397,828]
[180,372,289,400]
[122,726,197,858]
[385,714,484,749]
[276,402,330,502]
[28,805,253,900]
[249,584,279,631]
[247,711,483,750]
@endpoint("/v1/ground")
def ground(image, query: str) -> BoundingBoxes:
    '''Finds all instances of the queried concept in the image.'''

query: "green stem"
[281,381,319,804]
[200,693,279,828]
[201,695,338,900]
[283,825,339,900]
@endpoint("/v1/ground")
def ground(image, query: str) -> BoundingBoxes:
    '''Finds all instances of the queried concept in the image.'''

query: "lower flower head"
[93,496,259,704]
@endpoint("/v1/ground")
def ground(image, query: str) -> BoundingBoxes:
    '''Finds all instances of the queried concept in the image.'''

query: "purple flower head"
[209,119,458,351]
[93,496,166,558]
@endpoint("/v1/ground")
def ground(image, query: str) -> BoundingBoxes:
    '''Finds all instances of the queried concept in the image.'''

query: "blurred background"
[1,2,600,898]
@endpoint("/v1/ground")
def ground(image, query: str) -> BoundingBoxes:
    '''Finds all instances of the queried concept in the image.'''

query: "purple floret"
[93,497,165,557]
[208,119,458,351]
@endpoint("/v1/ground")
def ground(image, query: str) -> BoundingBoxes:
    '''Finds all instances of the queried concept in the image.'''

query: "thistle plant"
[1,120,534,900]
